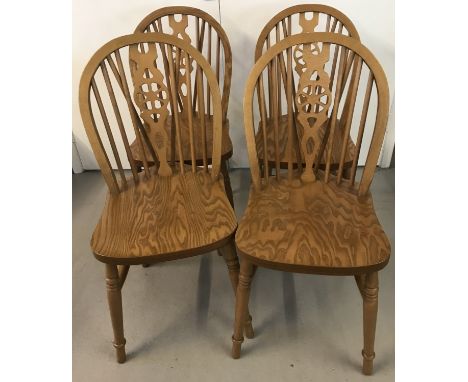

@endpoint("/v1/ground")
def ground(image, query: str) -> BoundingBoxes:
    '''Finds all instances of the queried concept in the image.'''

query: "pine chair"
[78,33,252,363]
[254,4,360,177]
[231,33,390,376]
[129,6,234,206]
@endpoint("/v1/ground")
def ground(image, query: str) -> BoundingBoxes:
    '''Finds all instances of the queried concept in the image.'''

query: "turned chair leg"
[218,241,254,339]
[231,258,254,359]
[362,271,379,375]
[105,264,126,363]
[220,159,234,208]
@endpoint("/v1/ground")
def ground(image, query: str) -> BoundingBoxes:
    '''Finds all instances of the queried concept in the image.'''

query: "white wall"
[73,0,394,169]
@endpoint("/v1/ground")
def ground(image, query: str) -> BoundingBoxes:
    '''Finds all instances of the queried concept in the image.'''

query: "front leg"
[105,264,126,363]
[362,271,379,375]
[218,240,254,338]
[231,258,255,359]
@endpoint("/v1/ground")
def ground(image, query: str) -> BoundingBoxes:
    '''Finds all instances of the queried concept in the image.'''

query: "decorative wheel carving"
[297,73,331,114]
[294,42,331,183]
[129,43,172,176]
[168,14,194,111]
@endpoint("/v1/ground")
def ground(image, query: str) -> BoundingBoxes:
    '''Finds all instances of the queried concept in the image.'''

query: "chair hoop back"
[255,4,360,61]
[135,7,232,120]
[79,33,223,195]
[244,33,389,196]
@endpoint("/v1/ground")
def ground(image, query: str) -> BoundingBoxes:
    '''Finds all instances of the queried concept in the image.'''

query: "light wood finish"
[218,241,254,338]
[129,116,233,164]
[92,171,236,264]
[132,7,234,205]
[236,174,390,275]
[106,264,126,363]
[117,265,130,287]
[220,158,234,207]
[362,271,379,375]
[233,33,390,375]
[255,116,355,170]
[79,33,249,362]
[254,4,360,172]
[231,258,255,359]
[135,7,231,119]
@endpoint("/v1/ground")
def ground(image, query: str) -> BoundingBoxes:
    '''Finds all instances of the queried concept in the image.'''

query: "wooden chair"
[130,6,234,206]
[254,4,360,176]
[78,33,252,363]
[231,33,390,376]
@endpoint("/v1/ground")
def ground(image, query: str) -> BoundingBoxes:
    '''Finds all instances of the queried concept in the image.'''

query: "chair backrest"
[255,5,360,148]
[79,33,223,195]
[244,33,389,197]
[135,6,232,120]
[255,4,360,61]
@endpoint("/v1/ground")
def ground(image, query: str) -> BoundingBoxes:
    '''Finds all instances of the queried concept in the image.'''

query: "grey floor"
[73,168,394,382]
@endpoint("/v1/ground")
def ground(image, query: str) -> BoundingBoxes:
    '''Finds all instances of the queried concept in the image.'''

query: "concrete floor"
[73,168,394,381]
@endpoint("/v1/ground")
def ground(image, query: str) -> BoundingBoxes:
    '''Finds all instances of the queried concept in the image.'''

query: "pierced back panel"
[254,5,360,166]
[244,33,389,197]
[135,6,232,120]
[255,4,360,61]
[79,33,223,195]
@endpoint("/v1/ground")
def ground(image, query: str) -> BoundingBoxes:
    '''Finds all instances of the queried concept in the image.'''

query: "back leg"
[220,159,234,207]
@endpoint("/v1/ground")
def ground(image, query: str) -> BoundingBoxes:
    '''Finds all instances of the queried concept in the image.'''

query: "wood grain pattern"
[130,115,233,165]
[91,170,237,264]
[235,173,390,275]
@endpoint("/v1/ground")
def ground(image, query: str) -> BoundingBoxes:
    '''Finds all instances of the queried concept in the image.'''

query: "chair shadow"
[196,255,212,330]
[282,272,299,337]
[245,274,370,367]
[336,349,394,374]
[241,271,299,353]
[126,255,213,360]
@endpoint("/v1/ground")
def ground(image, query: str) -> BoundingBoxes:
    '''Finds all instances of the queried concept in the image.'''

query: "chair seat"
[256,115,356,168]
[130,115,233,164]
[91,170,237,264]
[235,174,390,275]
